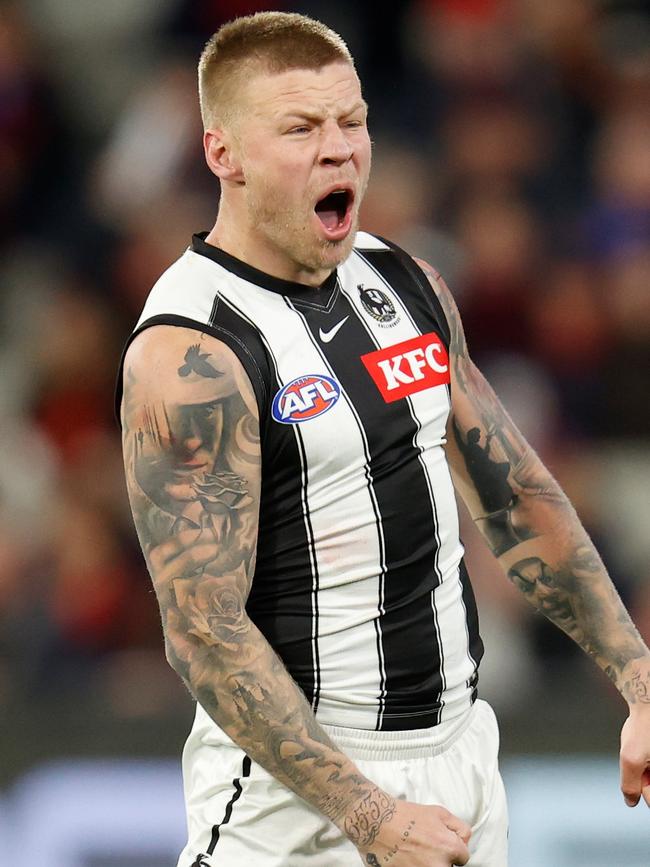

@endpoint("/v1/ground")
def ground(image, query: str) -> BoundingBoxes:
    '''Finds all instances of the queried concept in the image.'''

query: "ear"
[203,129,244,183]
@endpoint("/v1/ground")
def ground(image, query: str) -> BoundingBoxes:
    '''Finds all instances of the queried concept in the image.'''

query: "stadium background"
[0,0,648,863]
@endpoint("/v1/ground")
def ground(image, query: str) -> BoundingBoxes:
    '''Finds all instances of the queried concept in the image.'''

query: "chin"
[316,226,358,269]
[324,246,353,270]
[329,235,356,265]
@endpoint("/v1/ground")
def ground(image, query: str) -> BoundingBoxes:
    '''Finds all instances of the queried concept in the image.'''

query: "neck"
[205,201,334,288]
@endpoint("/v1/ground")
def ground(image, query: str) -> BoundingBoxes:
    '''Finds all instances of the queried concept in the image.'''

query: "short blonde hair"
[198,12,354,129]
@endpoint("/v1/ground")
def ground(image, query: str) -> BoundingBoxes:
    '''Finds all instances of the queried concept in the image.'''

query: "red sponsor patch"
[361,333,450,402]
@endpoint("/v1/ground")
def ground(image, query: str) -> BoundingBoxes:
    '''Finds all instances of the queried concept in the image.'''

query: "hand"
[620,705,650,808]
[148,518,220,588]
[352,798,471,866]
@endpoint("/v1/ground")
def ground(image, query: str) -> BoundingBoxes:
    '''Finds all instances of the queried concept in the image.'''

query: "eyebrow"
[279,100,368,122]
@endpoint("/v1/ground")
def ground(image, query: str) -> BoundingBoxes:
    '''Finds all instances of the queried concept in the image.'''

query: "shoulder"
[148,247,204,295]
[413,257,467,358]
[122,325,257,421]
[413,257,452,307]
[352,231,390,251]
[352,232,447,294]
[134,245,219,328]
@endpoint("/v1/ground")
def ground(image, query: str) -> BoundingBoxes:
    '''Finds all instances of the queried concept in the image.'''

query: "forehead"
[241,62,364,120]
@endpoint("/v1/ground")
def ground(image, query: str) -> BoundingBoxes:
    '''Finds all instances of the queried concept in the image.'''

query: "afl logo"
[358,284,397,325]
[272,374,341,424]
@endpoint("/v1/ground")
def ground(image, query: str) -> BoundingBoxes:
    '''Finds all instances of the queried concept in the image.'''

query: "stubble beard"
[245,174,361,277]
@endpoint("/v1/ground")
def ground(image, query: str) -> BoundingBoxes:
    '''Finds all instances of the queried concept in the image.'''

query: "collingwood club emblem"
[358,284,399,326]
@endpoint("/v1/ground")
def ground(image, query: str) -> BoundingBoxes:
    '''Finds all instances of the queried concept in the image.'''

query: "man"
[117,12,650,867]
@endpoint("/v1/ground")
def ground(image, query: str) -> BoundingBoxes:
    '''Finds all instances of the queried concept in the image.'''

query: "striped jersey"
[121,230,483,731]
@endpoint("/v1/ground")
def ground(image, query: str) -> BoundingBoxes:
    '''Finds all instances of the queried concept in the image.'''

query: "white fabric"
[177,700,508,866]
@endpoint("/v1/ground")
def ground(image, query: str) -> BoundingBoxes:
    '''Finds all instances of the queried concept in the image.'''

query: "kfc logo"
[361,333,450,402]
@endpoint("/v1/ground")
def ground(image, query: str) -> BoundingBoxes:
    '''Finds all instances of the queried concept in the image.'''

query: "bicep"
[414,257,550,526]
[444,356,535,518]
[120,325,261,665]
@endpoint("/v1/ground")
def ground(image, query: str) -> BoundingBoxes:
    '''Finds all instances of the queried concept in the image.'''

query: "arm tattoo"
[365,819,416,865]
[417,257,562,557]
[416,260,650,701]
[344,788,396,847]
[507,548,650,704]
[121,330,384,835]
[619,667,650,705]
[178,344,223,378]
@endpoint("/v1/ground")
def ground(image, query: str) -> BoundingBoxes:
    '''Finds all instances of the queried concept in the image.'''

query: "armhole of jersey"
[373,235,452,349]
[114,314,268,432]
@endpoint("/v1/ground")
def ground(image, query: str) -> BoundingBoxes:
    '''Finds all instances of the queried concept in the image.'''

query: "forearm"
[166,608,394,844]
[441,345,649,705]
[439,339,650,705]
[489,461,650,706]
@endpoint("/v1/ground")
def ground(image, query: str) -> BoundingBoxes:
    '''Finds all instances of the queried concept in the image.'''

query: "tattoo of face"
[508,557,578,628]
[124,336,397,832]
[344,788,396,847]
[123,339,261,648]
[507,548,648,682]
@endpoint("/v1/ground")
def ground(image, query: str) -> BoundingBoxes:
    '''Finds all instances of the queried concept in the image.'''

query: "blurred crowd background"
[1,0,649,798]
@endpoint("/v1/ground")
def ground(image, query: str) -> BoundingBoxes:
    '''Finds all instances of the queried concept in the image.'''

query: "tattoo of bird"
[178,344,222,379]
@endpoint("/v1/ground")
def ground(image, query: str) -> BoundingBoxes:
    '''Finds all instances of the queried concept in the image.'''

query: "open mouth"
[314,188,353,231]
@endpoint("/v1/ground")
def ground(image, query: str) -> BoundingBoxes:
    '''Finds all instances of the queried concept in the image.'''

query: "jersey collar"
[191,233,339,306]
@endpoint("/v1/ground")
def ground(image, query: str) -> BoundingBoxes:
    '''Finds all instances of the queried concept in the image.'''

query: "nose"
[319,119,353,166]
[181,418,203,456]
[183,434,202,454]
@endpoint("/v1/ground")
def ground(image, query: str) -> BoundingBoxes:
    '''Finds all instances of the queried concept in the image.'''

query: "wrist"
[339,785,397,849]
[618,656,650,709]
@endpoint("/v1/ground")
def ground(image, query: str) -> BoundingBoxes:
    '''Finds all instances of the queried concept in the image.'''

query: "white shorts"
[177,699,508,866]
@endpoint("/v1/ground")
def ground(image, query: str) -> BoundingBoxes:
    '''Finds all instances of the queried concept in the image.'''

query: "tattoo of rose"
[192,472,252,543]
[173,564,248,646]
[194,471,251,511]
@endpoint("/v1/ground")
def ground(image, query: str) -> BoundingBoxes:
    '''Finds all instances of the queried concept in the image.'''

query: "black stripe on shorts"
[191,754,252,864]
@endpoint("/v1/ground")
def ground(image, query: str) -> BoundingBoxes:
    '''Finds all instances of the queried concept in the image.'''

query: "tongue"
[317,210,339,230]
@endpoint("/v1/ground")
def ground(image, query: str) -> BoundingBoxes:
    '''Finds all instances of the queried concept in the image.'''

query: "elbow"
[163,634,193,683]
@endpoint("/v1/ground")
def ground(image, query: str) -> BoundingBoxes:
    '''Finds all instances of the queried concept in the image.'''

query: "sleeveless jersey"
[117,231,483,731]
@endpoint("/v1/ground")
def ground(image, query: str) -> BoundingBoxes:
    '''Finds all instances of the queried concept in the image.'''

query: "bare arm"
[121,324,471,866]
[416,259,650,806]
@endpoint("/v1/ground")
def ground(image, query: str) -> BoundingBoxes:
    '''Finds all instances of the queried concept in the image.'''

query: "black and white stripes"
[119,230,483,731]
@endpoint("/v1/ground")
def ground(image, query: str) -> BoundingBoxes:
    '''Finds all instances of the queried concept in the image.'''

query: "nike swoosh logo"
[319,316,349,343]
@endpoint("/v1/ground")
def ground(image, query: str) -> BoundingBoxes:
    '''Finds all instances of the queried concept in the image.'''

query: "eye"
[287,125,311,135]
[195,401,219,421]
